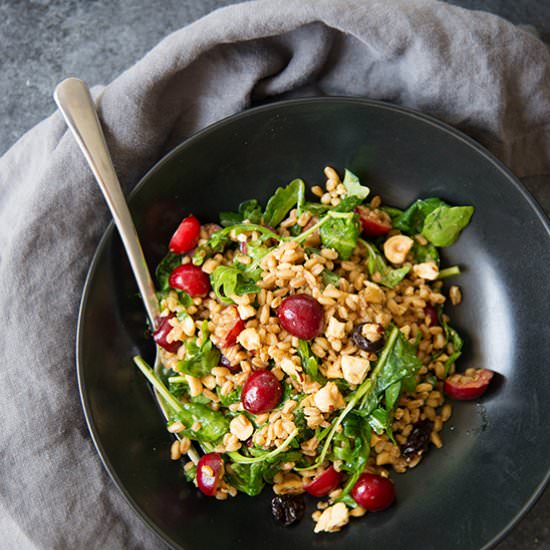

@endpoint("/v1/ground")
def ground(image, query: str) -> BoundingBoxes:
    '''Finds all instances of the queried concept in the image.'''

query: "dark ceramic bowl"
[77,98,550,550]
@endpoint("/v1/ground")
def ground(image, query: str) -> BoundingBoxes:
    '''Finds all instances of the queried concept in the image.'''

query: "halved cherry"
[221,306,245,347]
[241,370,282,414]
[351,473,395,512]
[424,304,440,327]
[153,314,181,353]
[304,466,342,497]
[356,206,392,237]
[196,453,224,496]
[277,294,323,340]
[169,214,201,254]
[444,368,494,400]
[169,264,211,297]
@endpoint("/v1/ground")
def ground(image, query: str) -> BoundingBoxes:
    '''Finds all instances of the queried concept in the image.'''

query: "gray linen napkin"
[1,0,549,548]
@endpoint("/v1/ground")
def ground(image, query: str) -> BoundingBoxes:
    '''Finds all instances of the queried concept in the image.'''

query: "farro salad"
[134,166,494,533]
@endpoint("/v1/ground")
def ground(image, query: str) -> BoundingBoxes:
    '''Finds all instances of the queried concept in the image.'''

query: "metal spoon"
[54,77,199,463]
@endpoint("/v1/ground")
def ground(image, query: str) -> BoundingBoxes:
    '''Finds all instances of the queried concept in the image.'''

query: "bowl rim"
[76,96,550,550]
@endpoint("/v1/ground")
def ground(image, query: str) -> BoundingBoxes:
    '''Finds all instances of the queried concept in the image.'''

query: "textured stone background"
[0,1,548,548]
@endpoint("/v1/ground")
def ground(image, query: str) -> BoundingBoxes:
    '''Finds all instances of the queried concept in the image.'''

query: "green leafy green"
[217,385,241,407]
[321,269,341,288]
[393,198,447,235]
[333,195,363,213]
[297,340,323,382]
[155,251,182,291]
[438,265,461,279]
[412,241,439,265]
[380,206,404,220]
[183,463,196,482]
[441,318,464,375]
[422,206,474,247]
[172,401,229,442]
[210,265,260,304]
[363,240,410,288]
[133,356,228,444]
[226,462,267,496]
[319,212,360,260]
[219,199,263,227]
[361,327,422,413]
[303,202,329,216]
[263,179,305,228]
[176,321,220,378]
[342,169,370,200]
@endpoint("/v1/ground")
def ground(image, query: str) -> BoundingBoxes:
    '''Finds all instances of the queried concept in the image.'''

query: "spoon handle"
[54,78,159,325]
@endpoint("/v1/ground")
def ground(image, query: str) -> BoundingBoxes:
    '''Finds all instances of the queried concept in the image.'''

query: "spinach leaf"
[422,206,474,247]
[210,265,260,304]
[342,169,370,200]
[319,213,360,260]
[172,401,229,442]
[393,198,447,235]
[219,211,242,227]
[155,251,182,291]
[321,269,341,288]
[297,340,323,382]
[263,179,305,228]
[363,240,410,288]
[367,407,393,435]
[226,462,267,496]
[176,321,220,378]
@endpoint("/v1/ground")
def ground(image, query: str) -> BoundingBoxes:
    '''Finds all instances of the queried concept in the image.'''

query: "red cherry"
[356,206,392,237]
[196,453,224,496]
[277,294,324,340]
[444,369,494,400]
[351,473,395,512]
[241,370,283,414]
[169,214,201,254]
[153,314,181,353]
[424,305,440,327]
[169,264,211,297]
[304,466,342,497]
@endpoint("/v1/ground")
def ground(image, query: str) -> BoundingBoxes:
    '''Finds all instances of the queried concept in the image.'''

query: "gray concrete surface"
[0,1,548,548]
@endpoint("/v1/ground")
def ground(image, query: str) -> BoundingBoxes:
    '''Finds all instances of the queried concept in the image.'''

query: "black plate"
[77,98,550,550]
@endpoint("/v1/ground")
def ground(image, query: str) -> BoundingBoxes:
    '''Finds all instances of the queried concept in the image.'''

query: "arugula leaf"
[219,211,242,227]
[297,340,324,382]
[172,401,229,442]
[155,251,182,291]
[342,169,370,200]
[422,206,474,247]
[176,321,220,378]
[183,463,196,482]
[412,241,439,265]
[393,198,447,235]
[220,199,263,227]
[132,357,228,444]
[333,195,363,213]
[303,202,329,216]
[263,179,305,228]
[380,206,404,220]
[361,327,422,413]
[441,318,464,375]
[332,412,371,505]
[363,240,410,288]
[210,265,260,304]
[217,385,241,407]
[321,269,341,288]
[319,213,360,260]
